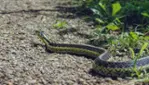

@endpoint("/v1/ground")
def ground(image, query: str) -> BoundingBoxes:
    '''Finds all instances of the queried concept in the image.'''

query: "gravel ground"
[0,0,136,85]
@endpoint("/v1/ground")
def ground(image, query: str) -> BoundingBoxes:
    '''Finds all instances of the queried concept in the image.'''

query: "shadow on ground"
[0,5,93,19]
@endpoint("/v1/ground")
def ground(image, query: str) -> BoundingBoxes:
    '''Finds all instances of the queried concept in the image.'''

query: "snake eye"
[39,31,44,36]
[35,30,44,36]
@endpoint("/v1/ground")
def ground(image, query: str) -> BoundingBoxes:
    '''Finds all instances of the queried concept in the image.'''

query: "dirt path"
[0,0,135,85]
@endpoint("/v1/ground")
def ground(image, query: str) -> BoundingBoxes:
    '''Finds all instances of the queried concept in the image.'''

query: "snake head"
[35,30,44,36]
[35,30,50,45]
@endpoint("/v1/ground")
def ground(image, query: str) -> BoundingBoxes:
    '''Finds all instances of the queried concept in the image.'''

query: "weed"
[77,0,149,32]
[130,42,148,78]
[53,20,68,29]
[75,0,149,81]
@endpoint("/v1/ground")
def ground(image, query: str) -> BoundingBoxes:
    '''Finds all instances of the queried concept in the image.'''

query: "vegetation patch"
[75,0,149,82]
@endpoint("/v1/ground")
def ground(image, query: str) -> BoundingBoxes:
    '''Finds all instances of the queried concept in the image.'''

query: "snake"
[35,30,149,77]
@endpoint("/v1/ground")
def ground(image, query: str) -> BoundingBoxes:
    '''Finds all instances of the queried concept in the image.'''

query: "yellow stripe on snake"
[35,30,149,77]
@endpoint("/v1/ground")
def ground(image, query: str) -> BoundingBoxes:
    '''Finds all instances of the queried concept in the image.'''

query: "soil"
[0,0,136,85]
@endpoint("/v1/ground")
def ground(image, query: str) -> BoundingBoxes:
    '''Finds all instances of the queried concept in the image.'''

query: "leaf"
[106,23,119,30]
[115,18,121,23]
[144,36,149,40]
[90,8,100,15]
[130,32,138,40]
[112,2,121,16]
[129,48,135,59]
[138,42,148,58]
[141,12,149,17]
[53,20,67,29]
[95,18,105,24]
[99,2,106,12]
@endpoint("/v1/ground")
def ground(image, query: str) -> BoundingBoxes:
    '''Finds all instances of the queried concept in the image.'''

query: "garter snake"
[35,30,149,77]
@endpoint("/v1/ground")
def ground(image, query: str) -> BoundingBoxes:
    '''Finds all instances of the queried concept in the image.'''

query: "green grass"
[53,20,68,29]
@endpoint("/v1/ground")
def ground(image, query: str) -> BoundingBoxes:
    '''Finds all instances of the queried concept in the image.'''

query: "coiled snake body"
[36,31,149,77]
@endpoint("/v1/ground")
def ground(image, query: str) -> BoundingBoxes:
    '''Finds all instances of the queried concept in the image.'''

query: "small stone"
[78,78,85,84]
[117,77,123,81]
[105,77,113,83]
[66,80,74,85]
[28,80,37,84]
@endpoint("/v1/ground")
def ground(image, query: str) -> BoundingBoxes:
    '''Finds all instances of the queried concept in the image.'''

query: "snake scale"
[35,30,149,77]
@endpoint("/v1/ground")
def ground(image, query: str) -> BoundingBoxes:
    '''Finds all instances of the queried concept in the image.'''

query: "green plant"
[53,20,68,29]
[75,0,149,81]
[77,0,149,32]
[85,0,123,31]
[122,1,149,32]
[89,31,149,57]
[129,42,148,78]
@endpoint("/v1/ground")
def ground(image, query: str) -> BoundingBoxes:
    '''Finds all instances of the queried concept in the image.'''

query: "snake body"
[36,31,149,77]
